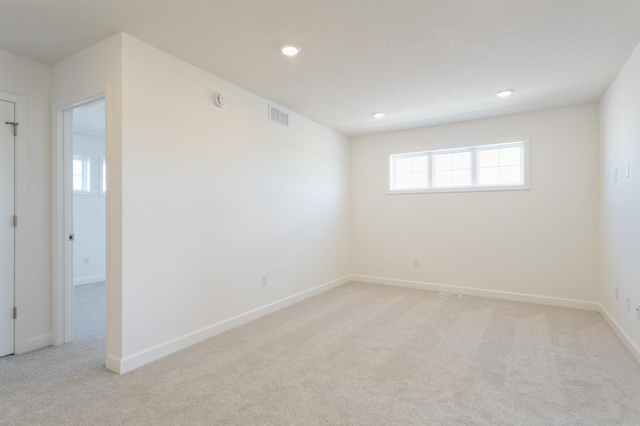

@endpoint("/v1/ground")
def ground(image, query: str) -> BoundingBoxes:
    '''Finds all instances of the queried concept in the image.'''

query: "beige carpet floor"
[2,281,640,425]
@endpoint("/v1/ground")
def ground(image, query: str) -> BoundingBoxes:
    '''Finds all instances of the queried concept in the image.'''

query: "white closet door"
[0,99,15,357]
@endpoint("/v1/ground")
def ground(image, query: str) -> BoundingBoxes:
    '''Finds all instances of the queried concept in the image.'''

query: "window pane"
[73,175,83,191]
[478,149,499,167]
[395,157,411,173]
[411,155,428,172]
[73,159,83,175]
[479,167,500,185]
[73,156,91,192]
[411,172,428,188]
[395,173,411,189]
[451,169,471,186]
[434,170,452,187]
[500,166,521,184]
[500,147,521,166]
[451,152,471,170]
[434,154,452,171]
[392,154,430,190]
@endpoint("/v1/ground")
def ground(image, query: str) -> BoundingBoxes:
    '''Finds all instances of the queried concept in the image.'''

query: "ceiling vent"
[269,104,289,127]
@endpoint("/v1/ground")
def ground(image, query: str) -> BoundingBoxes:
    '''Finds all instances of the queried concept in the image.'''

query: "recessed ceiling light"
[497,89,514,98]
[281,45,301,56]
[373,112,386,119]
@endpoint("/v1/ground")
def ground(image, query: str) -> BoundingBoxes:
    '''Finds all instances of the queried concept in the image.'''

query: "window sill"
[387,184,530,195]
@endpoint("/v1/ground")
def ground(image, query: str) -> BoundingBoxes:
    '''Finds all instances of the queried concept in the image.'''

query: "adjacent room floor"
[73,281,106,353]
[2,282,640,425]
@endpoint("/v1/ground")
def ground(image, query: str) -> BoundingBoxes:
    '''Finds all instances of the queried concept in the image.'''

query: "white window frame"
[99,155,106,196]
[388,139,529,194]
[72,154,93,195]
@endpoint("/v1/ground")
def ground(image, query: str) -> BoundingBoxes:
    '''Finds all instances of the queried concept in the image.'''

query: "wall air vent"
[438,292,462,298]
[269,104,289,127]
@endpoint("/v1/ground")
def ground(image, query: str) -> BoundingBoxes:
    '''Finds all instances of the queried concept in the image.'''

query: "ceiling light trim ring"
[281,45,301,56]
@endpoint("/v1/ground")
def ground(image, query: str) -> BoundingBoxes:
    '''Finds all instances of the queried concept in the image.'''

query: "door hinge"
[12,215,17,227]
[5,121,18,136]
[13,307,17,319]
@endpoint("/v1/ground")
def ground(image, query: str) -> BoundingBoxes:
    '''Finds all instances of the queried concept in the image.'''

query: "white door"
[0,99,15,357]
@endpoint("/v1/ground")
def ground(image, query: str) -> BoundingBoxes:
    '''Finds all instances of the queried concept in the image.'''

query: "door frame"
[0,90,26,354]
[52,90,107,346]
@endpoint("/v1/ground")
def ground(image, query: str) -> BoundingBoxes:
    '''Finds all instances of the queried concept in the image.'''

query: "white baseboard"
[15,333,52,355]
[108,275,351,374]
[105,354,120,373]
[598,304,640,365]
[350,275,600,311]
[74,275,106,286]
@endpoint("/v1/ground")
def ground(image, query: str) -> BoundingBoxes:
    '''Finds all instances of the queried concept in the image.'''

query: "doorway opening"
[70,99,106,352]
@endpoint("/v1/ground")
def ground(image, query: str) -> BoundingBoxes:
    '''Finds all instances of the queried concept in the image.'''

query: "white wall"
[53,33,124,362]
[351,104,599,307]
[53,32,350,374]
[72,133,106,285]
[117,35,349,371]
[0,48,52,352]
[599,41,640,361]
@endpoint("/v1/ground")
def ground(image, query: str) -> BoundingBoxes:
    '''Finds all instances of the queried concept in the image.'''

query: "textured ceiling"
[1,0,640,136]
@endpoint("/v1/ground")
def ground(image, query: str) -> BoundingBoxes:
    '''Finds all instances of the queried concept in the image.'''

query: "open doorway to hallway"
[70,99,106,353]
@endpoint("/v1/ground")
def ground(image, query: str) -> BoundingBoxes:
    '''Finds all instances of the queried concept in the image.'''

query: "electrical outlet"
[636,304,640,321]
[616,287,619,302]
[261,274,268,287]
[412,259,420,268]
[626,296,631,312]
[83,257,90,265]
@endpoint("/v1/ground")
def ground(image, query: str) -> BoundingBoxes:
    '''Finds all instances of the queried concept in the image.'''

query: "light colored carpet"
[73,281,105,353]
[2,281,640,425]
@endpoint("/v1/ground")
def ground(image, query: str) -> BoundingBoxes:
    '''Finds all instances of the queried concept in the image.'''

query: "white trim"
[99,155,106,196]
[599,304,640,365]
[0,91,27,354]
[20,333,53,354]
[108,275,350,374]
[52,90,107,347]
[350,275,599,311]
[74,275,106,286]
[389,184,530,195]
[52,104,63,345]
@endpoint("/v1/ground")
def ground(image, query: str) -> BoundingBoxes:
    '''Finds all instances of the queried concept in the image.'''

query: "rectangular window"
[390,153,429,190]
[73,155,91,194]
[433,151,471,188]
[389,140,527,193]
[100,156,106,195]
[477,145,522,186]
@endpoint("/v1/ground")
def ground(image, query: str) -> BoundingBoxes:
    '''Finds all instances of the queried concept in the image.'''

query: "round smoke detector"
[214,92,226,108]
